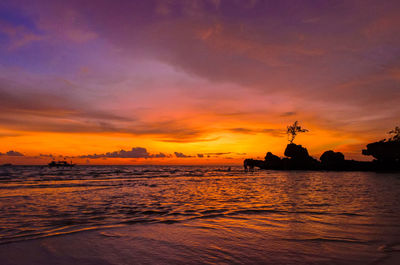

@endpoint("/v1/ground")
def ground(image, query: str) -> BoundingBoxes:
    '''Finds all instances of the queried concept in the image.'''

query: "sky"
[0,0,400,165]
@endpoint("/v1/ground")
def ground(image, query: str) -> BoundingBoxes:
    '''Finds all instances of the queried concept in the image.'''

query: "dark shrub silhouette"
[286,121,308,144]
[388,126,400,142]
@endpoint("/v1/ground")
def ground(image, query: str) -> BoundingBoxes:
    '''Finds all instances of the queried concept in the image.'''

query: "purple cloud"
[79,147,166,159]
[0,150,24,156]
[174,152,194,158]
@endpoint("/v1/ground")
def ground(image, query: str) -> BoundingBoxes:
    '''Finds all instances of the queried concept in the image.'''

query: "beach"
[1,216,400,265]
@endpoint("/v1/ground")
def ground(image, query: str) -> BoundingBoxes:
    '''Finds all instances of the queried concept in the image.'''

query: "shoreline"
[1,217,399,265]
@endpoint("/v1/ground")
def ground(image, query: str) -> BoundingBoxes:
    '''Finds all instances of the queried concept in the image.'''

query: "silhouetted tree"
[388,126,400,142]
[286,121,308,143]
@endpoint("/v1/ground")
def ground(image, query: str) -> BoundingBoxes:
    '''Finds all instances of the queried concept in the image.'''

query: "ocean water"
[0,166,399,264]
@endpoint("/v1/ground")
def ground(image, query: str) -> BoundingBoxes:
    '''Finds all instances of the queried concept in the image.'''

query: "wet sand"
[1,217,399,265]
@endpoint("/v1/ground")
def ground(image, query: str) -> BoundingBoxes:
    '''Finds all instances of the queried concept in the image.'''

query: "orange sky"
[1,0,399,165]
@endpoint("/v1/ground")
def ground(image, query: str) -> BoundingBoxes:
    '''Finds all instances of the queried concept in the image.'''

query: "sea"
[0,165,399,264]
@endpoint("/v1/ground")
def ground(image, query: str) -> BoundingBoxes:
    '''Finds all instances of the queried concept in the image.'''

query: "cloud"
[281,112,297,117]
[195,152,246,158]
[174,152,194,158]
[158,136,220,143]
[67,0,400,116]
[0,73,133,127]
[229,128,285,137]
[79,147,167,159]
[0,132,20,138]
[150,152,168,158]
[0,72,215,142]
[204,152,231,156]
[39,153,54,158]
[0,150,24,156]
[0,19,44,50]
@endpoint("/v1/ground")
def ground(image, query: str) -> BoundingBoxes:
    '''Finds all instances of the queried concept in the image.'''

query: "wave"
[378,242,400,252]
[285,237,374,244]
[0,224,124,245]
[1,165,399,251]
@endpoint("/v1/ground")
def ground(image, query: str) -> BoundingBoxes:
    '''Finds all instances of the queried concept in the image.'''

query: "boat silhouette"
[48,160,75,168]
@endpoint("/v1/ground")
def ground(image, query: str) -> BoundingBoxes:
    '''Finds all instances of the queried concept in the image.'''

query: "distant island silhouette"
[244,122,400,172]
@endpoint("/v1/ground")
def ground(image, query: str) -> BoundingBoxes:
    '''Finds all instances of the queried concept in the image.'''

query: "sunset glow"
[1,0,400,164]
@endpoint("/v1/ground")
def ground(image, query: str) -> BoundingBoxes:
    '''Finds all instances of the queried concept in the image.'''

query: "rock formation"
[264,152,282,169]
[320,150,345,170]
[244,125,400,171]
[244,141,399,171]
[283,143,320,170]
[362,140,400,170]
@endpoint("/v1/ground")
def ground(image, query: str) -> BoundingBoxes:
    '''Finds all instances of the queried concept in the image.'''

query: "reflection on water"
[0,166,399,264]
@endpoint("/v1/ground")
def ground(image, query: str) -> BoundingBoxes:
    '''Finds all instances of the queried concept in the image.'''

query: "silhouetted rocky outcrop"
[264,152,283,169]
[244,140,400,172]
[320,150,345,170]
[283,143,320,169]
[244,143,320,171]
[362,140,400,170]
[362,140,400,162]
[284,143,309,159]
[244,158,267,171]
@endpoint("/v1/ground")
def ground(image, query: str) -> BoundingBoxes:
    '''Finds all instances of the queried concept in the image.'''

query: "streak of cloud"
[0,150,24,156]
[79,147,166,159]
[174,152,194,158]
